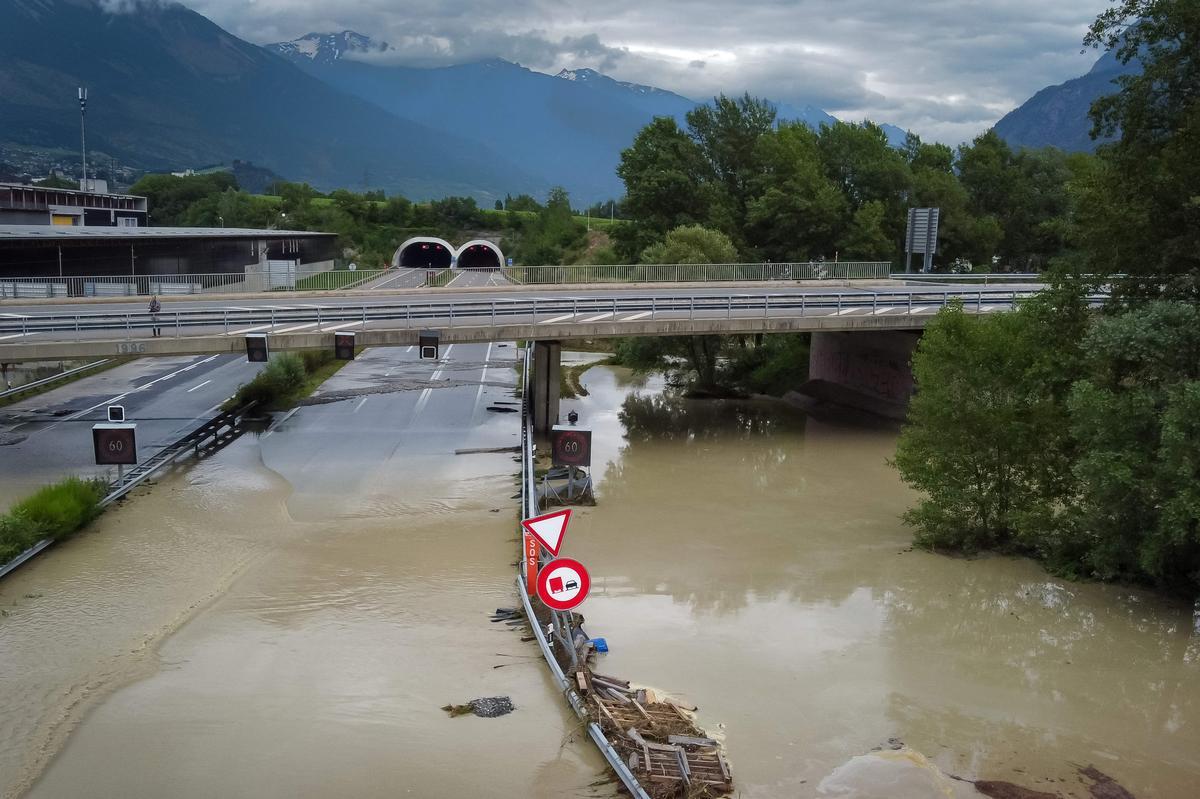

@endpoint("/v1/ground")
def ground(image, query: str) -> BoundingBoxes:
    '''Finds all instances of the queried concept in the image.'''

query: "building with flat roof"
[0,182,148,228]
[0,226,338,296]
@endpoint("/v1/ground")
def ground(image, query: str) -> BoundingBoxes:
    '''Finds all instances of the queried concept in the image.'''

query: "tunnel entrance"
[457,240,504,270]
[397,238,453,269]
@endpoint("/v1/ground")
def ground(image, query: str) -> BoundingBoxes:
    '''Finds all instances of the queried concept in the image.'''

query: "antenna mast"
[78,87,88,191]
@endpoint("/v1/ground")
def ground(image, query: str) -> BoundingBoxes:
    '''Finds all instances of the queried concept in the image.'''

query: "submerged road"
[0,355,264,507]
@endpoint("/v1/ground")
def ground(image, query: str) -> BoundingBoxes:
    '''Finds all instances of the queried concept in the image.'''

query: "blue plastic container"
[591,637,609,653]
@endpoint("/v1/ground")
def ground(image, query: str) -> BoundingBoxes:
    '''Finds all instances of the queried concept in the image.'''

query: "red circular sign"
[536,558,591,611]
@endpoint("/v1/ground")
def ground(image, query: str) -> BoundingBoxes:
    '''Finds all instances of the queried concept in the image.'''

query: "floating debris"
[438,696,514,718]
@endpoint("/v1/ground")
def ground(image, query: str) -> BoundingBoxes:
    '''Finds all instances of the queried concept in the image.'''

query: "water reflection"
[566,366,1200,798]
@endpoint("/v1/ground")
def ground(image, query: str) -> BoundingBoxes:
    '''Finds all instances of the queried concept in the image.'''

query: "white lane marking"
[411,344,455,420]
[445,272,465,287]
[275,322,319,333]
[405,346,414,353]
[836,307,867,316]
[472,341,494,418]
[263,407,299,438]
[320,320,364,332]
[51,355,220,427]
[186,379,212,393]
[227,323,274,336]
[0,332,28,340]
[579,312,615,322]
[540,313,577,324]
[871,306,897,315]
[621,311,652,322]
[0,313,28,318]
[910,306,933,314]
[353,397,369,413]
[981,305,1001,311]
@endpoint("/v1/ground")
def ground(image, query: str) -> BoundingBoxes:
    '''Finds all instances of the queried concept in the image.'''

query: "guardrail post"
[837,295,843,313]
[223,310,228,334]
[449,303,454,327]
[125,313,131,339]
[491,302,496,326]
[532,299,538,324]
[689,297,694,320]
[271,308,275,329]
[175,312,180,338]
[978,289,983,311]
[727,295,732,319]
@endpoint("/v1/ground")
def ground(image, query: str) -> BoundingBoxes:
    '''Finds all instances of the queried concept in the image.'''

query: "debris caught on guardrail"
[441,697,515,718]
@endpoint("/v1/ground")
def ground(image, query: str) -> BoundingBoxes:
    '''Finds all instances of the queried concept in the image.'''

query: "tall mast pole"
[78,87,88,191]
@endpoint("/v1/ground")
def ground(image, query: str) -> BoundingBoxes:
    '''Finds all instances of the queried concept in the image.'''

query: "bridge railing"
[503,261,892,285]
[0,287,1094,342]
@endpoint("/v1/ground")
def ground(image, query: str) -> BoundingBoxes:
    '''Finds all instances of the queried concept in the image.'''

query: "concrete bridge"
[0,281,1088,424]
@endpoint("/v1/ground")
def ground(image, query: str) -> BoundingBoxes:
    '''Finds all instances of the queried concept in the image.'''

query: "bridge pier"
[799,331,920,420]
[530,340,561,435]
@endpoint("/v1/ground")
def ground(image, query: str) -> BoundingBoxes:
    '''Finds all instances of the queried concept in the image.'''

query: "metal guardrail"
[0,262,893,299]
[503,261,892,285]
[0,288,1075,342]
[0,359,110,400]
[0,403,258,581]
[514,344,652,799]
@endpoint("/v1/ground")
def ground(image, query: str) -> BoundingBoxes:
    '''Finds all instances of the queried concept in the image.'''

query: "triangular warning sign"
[521,509,571,556]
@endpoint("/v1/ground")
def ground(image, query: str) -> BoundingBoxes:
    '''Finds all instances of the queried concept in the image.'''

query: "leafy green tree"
[641,225,737,265]
[615,117,715,258]
[130,172,238,225]
[1067,302,1200,590]
[745,122,846,261]
[839,201,893,260]
[685,94,777,236]
[894,288,1086,553]
[1081,0,1200,298]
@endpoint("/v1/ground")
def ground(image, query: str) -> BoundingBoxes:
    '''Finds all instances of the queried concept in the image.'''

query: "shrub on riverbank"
[895,289,1200,597]
[228,350,341,411]
[0,478,107,564]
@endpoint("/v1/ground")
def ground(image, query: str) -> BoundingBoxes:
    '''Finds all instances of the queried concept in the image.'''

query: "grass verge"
[560,363,594,399]
[0,477,108,565]
[224,350,352,412]
[0,358,132,409]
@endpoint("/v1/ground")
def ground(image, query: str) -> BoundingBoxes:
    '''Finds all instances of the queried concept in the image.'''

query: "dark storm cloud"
[180,0,1110,144]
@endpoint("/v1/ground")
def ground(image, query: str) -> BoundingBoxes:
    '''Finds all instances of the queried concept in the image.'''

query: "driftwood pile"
[574,668,733,798]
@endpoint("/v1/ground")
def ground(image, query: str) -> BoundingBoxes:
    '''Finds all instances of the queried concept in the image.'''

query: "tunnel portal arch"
[394,237,454,269]
[456,240,504,270]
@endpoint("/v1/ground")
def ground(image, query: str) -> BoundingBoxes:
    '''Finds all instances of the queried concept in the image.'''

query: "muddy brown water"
[1,361,1198,798]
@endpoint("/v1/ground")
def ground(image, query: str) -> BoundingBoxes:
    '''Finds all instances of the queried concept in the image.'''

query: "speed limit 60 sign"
[92,423,138,466]
[551,426,591,468]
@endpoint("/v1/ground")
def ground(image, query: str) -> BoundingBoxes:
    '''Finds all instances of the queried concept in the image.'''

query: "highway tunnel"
[457,240,504,270]
[397,237,453,269]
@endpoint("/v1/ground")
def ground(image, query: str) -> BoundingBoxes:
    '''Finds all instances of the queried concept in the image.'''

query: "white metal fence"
[502,261,892,284]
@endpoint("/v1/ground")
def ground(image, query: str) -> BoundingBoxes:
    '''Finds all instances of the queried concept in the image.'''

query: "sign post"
[245,333,269,363]
[536,558,590,612]
[93,422,137,482]
[334,331,356,361]
[419,330,440,361]
[905,207,940,273]
[522,509,571,594]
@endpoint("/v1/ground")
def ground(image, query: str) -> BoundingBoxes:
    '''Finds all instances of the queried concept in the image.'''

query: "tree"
[1067,302,1200,590]
[839,201,893,260]
[1081,0,1200,298]
[641,225,737,265]
[894,288,1086,553]
[685,94,777,236]
[744,122,846,261]
[615,117,715,258]
[130,172,238,225]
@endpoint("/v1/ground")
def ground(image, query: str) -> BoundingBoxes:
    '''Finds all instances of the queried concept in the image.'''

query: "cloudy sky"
[185,0,1110,145]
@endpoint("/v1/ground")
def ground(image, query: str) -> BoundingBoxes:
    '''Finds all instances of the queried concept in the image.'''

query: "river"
[1,353,1198,798]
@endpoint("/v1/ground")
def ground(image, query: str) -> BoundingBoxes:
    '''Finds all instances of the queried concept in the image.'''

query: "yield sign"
[521,509,571,556]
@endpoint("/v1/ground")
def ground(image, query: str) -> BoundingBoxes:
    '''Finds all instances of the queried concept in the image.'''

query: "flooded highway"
[0,345,608,799]
[1,352,1198,798]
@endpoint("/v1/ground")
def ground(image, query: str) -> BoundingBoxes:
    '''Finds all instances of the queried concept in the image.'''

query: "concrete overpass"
[0,284,1058,362]
[2,281,1091,424]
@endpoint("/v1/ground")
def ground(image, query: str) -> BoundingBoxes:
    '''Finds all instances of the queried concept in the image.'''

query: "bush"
[230,353,307,409]
[0,477,107,564]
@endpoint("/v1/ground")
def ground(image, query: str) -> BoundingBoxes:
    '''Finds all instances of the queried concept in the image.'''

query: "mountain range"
[0,0,909,201]
[995,42,1140,152]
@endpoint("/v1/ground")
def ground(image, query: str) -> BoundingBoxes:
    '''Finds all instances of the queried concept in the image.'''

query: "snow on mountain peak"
[270,31,388,63]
